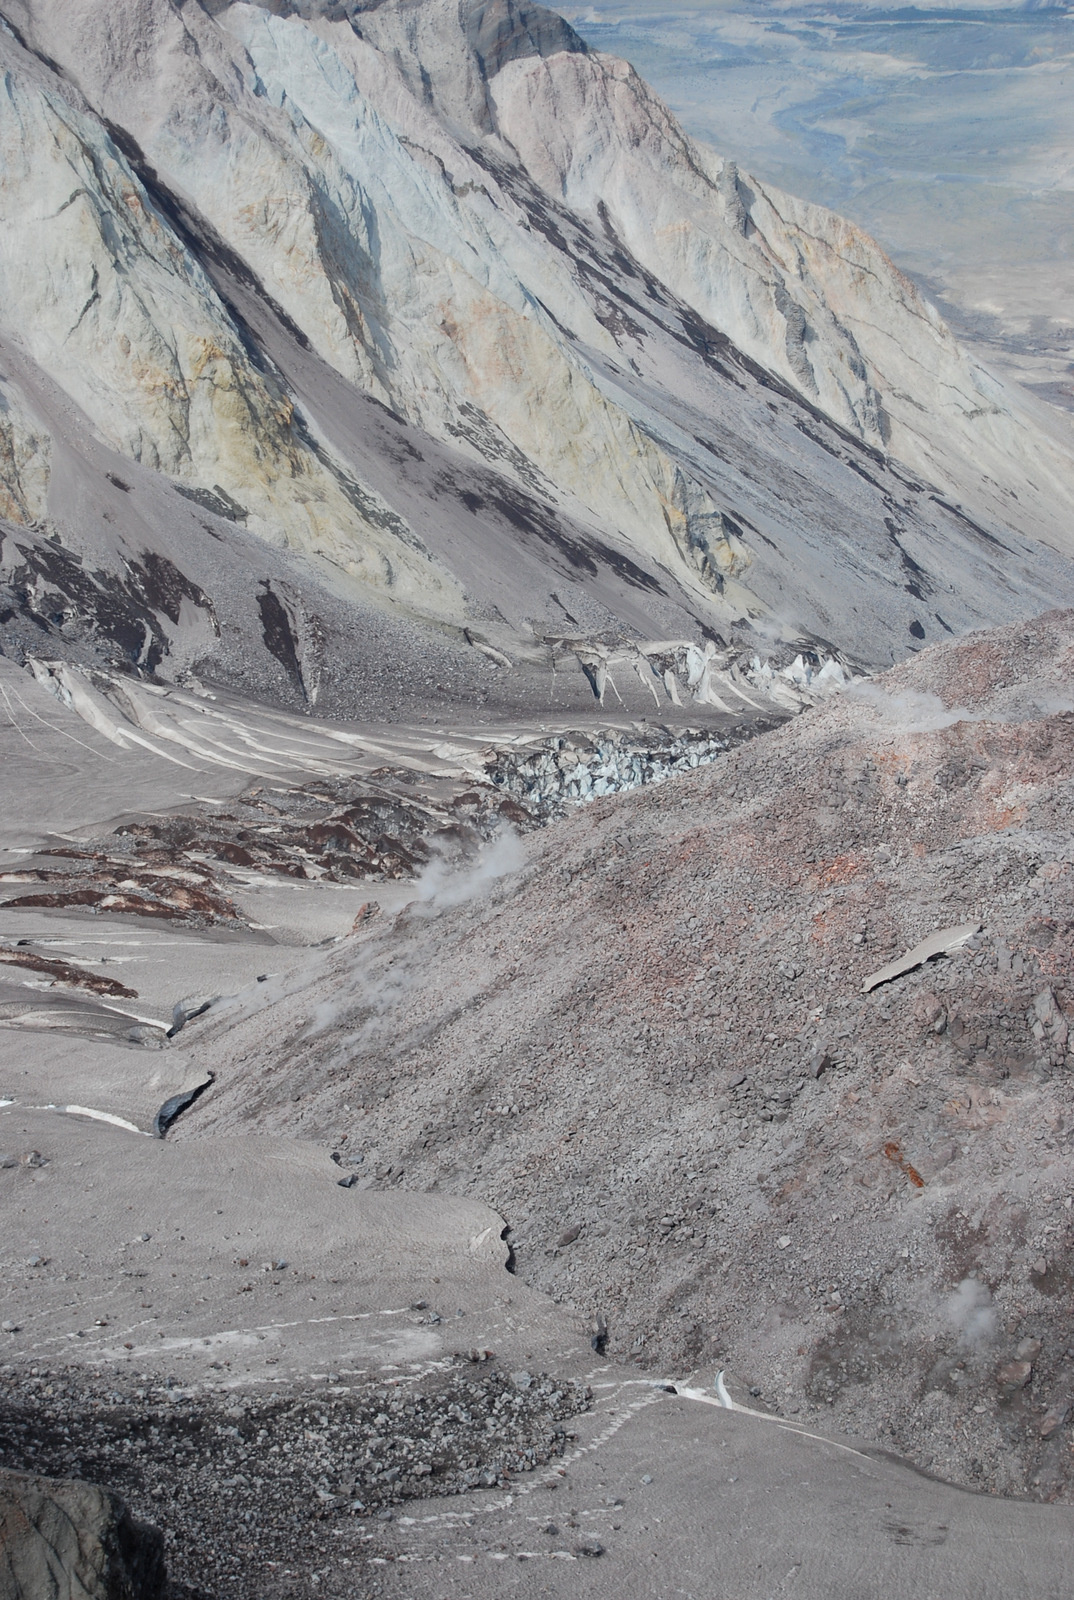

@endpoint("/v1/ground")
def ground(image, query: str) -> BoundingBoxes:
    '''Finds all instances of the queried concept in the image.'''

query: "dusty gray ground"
[368,1390,1074,1600]
[2,3,1074,1589]
[7,1116,1074,1600]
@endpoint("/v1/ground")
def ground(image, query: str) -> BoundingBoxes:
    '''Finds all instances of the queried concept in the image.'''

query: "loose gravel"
[0,1361,590,1599]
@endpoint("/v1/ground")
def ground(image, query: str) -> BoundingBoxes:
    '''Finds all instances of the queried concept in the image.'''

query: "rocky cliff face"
[1,0,1073,710]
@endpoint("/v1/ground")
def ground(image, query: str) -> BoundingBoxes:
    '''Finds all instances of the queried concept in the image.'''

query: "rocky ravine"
[183,609,1074,1503]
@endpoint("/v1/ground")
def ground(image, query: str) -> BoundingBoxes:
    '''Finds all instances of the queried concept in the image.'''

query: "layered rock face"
[0,0,1073,709]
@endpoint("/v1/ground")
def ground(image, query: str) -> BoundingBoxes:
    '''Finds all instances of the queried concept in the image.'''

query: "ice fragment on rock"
[167,994,219,1038]
[862,922,981,993]
[153,1072,214,1139]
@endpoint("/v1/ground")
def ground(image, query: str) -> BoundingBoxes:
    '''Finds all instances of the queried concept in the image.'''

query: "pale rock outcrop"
[489,44,1074,550]
[0,371,50,524]
[0,0,750,606]
[0,13,462,615]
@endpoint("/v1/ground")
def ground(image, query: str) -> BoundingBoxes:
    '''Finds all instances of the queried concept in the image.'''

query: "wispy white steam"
[414,828,526,907]
[847,681,976,733]
[849,680,1074,733]
[943,1277,997,1348]
[302,831,526,1042]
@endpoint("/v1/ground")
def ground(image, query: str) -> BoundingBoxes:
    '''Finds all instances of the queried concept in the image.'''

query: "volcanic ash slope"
[189,609,1074,1501]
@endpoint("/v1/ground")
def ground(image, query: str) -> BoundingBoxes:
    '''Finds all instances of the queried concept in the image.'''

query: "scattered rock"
[556,1225,581,1247]
[1030,989,1069,1051]
[996,1360,1033,1392]
[573,1537,604,1557]
[1040,1401,1069,1439]
[807,1047,832,1080]
[915,992,947,1034]
[1043,1408,1069,1446]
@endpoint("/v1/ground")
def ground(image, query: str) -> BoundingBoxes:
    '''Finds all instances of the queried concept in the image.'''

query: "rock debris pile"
[192,611,1074,1506]
[0,1363,589,1600]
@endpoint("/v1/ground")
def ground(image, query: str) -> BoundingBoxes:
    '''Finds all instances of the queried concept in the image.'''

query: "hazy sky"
[560,2,1074,398]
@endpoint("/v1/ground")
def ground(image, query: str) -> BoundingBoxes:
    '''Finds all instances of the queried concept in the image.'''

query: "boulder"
[0,1469,166,1600]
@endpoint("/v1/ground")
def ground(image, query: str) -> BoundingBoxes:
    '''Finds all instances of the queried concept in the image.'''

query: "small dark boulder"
[0,1468,166,1599]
